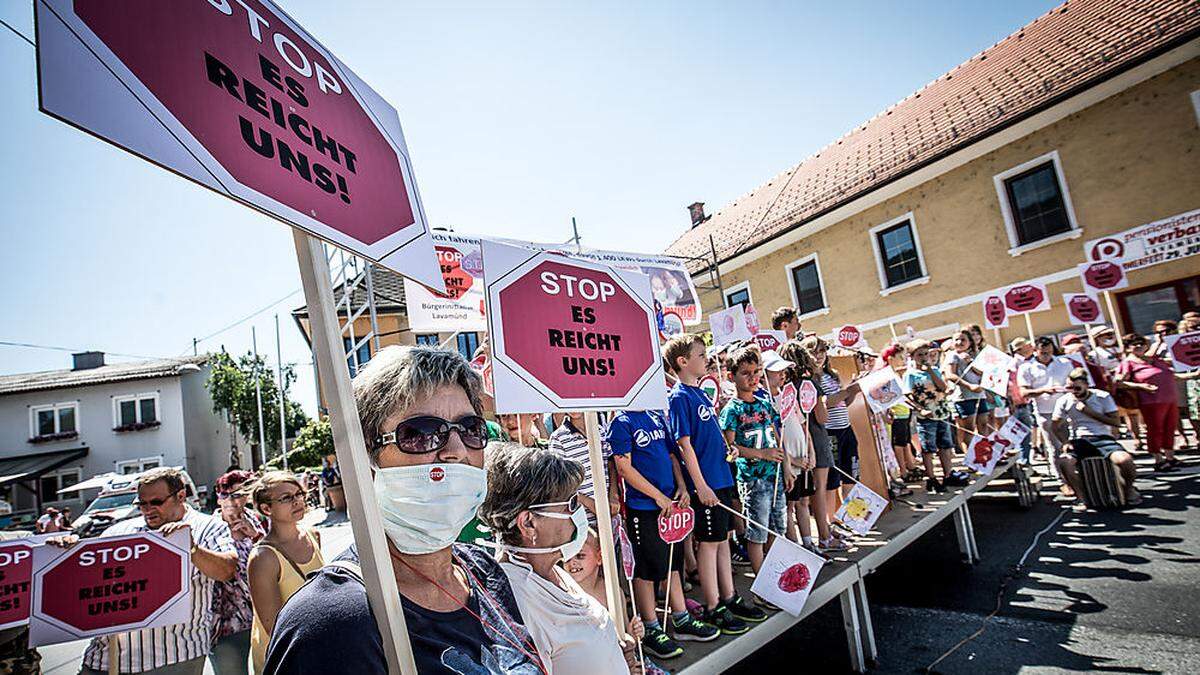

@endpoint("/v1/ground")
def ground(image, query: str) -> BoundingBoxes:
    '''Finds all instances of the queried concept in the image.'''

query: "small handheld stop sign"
[835,325,864,349]
[658,505,695,544]
[797,379,819,415]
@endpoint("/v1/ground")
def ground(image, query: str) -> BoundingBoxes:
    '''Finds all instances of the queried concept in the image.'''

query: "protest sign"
[776,383,799,422]
[483,240,664,412]
[1002,282,1051,314]
[657,506,695,545]
[873,413,901,476]
[1078,261,1128,294]
[1063,293,1105,326]
[750,541,826,617]
[752,331,787,353]
[798,380,819,415]
[996,416,1032,447]
[30,530,191,646]
[615,516,636,579]
[34,0,443,289]
[709,305,753,346]
[835,482,889,535]
[1084,208,1200,272]
[835,325,865,350]
[857,366,905,414]
[971,345,1016,374]
[468,350,493,396]
[404,232,486,331]
[744,305,762,335]
[0,537,45,630]
[1165,331,1200,373]
[661,311,686,340]
[698,375,721,406]
[982,295,1009,329]
[979,365,1010,398]
[965,434,1003,474]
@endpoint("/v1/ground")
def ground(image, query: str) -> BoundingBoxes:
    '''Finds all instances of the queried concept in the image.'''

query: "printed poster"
[749,540,826,617]
[1164,331,1200,373]
[1084,208,1200,272]
[404,232,487,331]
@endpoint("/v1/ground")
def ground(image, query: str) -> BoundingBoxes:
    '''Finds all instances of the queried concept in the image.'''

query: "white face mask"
[373,463,487,555]
[505,503,589,562]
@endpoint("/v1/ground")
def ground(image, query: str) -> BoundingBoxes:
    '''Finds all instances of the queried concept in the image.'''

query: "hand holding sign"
[798,379,819,415]
[657,505,695,544]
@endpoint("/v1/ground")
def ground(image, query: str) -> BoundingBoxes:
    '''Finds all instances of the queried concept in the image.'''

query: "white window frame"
[868,212,930,296]
[29,402,80,438]
[1192,90,1200,127]
[115,455,165,475]
[784,253,831,320]
[43,467,83,499]
[722,281,753,309]
[112,392,160,428]
[993,150,1081,256]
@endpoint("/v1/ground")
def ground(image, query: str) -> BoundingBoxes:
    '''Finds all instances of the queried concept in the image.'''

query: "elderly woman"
[264,347,546,675]
[209,469,264,675]
[479,443,642,675]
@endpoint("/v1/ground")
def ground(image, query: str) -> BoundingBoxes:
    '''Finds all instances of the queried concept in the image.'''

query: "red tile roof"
[665,0,1200,267]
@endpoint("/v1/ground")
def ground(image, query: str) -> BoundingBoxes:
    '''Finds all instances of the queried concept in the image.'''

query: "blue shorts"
[954,399,985,417]
[737,476,787,544]
[917,418,954,451]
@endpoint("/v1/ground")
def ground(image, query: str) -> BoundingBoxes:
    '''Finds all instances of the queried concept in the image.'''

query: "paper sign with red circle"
[1165,332,1200,373]
[749,539,825,617]
[982,295,1009,329]
[660,311,686,341]
[744,305,762,335]
[1002,282,1051,314]
[835,325,864,349]
[797,379,819,415]
[1077,261,1129,294]
[697,375,721,406]
[1062,293,1105,326]
[657,505,695,544]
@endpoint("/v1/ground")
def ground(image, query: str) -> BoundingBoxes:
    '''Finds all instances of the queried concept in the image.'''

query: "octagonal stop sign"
[485,240,665,412]
[32,532,190,643]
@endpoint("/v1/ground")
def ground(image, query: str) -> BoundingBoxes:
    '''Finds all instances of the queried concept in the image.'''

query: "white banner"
[404,232,487,331]
[1084,208,1200,271]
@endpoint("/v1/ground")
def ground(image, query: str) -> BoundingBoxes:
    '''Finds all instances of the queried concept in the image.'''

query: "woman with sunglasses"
[479,443,643,675]
[264,347,545,675]
[247,471,322,673]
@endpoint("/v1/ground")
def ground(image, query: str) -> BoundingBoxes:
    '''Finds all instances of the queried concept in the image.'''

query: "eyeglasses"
[374,415,489,454]
[133,493,180,509]
[529,494,580,516]
[266,490,306,506]
[216,491,245,501]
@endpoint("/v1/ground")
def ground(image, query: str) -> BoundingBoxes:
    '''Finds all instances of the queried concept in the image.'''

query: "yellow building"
[666,0,1200,347]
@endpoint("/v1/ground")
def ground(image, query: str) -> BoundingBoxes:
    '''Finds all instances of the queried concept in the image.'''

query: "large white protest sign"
[857,366,905,414]
[1164,331,1200,373]
[971,345,1016,397]
[404,232,486,331]
[835,482,889,535]
[750,541,826,617]
[709,305,753,346]
[1084,208,1200,272]
[996,415,1032,447]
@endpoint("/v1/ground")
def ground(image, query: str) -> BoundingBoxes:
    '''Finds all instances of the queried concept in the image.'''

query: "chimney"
[72,351,105,371]
[687,202,707,228]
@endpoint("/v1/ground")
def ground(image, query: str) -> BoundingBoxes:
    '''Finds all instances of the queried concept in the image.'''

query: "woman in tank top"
[247,471,325,673]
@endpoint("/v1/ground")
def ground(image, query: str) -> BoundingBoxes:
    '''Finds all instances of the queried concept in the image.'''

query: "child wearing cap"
[905,339,956,493]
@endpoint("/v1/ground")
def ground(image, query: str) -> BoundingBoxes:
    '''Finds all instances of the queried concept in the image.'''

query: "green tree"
[206,350,308,463]
[269,418,333,470]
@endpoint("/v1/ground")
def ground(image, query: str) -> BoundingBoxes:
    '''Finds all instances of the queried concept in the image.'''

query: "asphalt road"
[728,453,1200,674]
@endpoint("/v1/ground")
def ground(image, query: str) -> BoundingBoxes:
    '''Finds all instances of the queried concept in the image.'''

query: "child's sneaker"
[722,594,767,623]
[731,544,752,567]
[819,536,850,552]
[703,604,749,636]
[925,477,944,493]
[642,626,683,659]
[671,613,719,642]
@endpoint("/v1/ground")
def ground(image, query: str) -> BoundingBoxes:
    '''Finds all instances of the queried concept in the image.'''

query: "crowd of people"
[31,306,1198,674]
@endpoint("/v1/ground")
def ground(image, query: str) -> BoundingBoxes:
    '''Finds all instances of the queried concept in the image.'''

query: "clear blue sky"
[0,0,1059,415]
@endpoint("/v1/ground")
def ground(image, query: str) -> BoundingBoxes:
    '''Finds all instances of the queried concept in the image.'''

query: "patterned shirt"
[719,396,782,482]
[905,367,954,421]
[549,420,610,498]
[211,508,265,639]
[82,507,234,673]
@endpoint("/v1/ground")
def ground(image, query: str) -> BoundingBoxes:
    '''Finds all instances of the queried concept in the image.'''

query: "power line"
[187,288,303,353]
[0,340,166,361]
[0,16,34,48]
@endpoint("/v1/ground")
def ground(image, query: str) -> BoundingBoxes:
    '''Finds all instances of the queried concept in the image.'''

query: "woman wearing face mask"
[264,347,545,675]
[479,443,643,675]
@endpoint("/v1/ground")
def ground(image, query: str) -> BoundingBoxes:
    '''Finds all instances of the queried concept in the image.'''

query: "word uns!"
[541,271,620,378]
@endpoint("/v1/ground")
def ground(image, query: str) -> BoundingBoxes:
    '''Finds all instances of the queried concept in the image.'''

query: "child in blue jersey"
[719,345,789,578]
[607,410,718,658]
[663,334,762,633]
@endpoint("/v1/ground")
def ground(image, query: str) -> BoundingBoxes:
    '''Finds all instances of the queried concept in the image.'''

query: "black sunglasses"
[374,415,489,454]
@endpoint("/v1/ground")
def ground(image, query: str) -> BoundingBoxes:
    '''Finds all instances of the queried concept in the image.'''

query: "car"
[72,468,198,538]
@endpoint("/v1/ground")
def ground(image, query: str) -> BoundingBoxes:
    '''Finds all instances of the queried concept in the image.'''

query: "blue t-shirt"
[719,396,782,482]
[605,410,677,510]
[667,382,735,491]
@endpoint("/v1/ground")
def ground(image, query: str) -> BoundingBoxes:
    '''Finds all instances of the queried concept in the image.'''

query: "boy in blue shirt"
[663,334,762,632]
[720,345,790,577]
[607,410,718,658]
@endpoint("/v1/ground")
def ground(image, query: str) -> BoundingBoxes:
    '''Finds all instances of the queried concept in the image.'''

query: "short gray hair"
[138,467,187,495]
[478,443,584,546]
[353,346,483,462]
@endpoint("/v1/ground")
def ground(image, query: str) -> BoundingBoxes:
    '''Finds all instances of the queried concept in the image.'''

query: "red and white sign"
[776,383,799,422]
[405,232,487,331]
[835,325,864,350]
[698,375,721,406]
[1063,293,1105,326]
[744,305,762,335]
[982,295,1009,329]
[709,305,753,346]
[660,310,686,341]
[1078,261,1128,294]
[615,516,635,579]
[749,540,825,617]
[1165,332,1200,373]
[0,539,37,630]
[1002,282,1051,314]
[34,0,443,289]
[657,505,695,545]
[752,331,787,353]
[30,530,191,646]
[797,379,819,415]
[1084,208,1200,272]
[469,350,494,397]
[483,240,665,412]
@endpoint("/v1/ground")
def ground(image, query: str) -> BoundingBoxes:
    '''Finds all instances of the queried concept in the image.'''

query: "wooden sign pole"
[294,232,418,675]
[583,411,628,630]
[1103,291,1125,351]
[1023,313,1035,341]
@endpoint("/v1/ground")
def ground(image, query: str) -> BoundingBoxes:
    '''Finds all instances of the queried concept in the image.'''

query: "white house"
[0,351,240,523]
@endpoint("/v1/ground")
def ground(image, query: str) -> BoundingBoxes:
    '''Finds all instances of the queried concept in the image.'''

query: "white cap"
[760,350,790,372]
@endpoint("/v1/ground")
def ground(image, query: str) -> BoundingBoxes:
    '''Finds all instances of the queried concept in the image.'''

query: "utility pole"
[252,326,267,469]
[276,314,289,472]
[192,337,198,355]
[570,216,582,253]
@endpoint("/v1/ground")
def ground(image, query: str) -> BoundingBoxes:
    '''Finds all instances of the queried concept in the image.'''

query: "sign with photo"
[404,232,487,331]
[709,305,754,346]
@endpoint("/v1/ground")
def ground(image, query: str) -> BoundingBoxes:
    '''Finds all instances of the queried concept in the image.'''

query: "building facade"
[666,1,1200,348]
[0,352,239,518]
